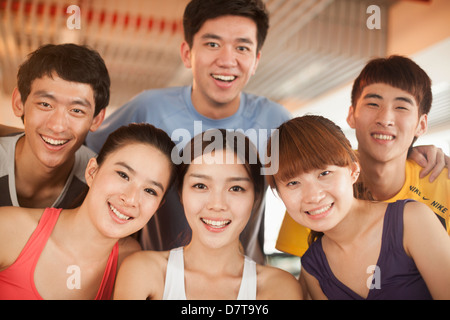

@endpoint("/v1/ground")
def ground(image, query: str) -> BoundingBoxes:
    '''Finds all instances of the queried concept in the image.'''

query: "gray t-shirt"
[0,133,95,208]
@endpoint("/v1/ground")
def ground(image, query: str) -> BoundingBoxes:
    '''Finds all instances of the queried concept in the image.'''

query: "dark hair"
[96,123,177,193]
[351,55,432,116]
[267,115,363,245]
[17,43,110,117]
[183,0,269,52]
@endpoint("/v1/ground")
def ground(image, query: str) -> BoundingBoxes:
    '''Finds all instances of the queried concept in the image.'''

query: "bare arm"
[403,201,450,299]
[298,268,328,300]
[113,251,166,300]
[257,266,303,300]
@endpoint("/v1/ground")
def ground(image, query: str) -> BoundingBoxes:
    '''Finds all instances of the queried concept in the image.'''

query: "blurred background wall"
[1,0,449,257]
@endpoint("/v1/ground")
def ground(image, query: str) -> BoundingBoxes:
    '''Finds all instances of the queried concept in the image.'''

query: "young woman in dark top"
[267,115,450,300]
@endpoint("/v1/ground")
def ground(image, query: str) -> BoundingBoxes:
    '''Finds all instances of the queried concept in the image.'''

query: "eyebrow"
[116,161,165,192]
[363,93,414,105]
[189,173,251,183]
[33,90,92,108]
[200,33,255,45]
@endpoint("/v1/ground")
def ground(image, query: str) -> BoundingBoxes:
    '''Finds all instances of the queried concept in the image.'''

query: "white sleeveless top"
[162,247,257,300]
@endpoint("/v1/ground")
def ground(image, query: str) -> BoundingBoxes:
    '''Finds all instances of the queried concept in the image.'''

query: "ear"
[251,51,262,76]
[12,88,25,118]
[85,157,99,187]
[346,105,356,129]
[350,161,361,184]
[180,41,192,69]
[89,108,106,132]
[414,114,428,138]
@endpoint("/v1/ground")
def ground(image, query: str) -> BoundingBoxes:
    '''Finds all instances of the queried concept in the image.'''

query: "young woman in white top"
[113,129,302,300]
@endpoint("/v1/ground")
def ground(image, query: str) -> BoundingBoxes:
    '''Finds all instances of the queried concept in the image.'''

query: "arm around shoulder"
[403,201,450,299]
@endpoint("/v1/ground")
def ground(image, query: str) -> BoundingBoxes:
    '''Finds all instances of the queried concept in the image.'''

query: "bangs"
[268,116,357,186]
[351,56,432,115]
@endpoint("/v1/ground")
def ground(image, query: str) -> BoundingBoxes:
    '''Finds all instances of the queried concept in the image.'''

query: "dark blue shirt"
[301,200,432,300]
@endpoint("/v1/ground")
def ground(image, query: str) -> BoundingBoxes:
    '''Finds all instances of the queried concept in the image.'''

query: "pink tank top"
[0,208,118,300]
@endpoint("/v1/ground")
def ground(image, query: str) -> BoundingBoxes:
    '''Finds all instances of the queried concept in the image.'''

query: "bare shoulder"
[256,264,303,300]
[117,236,141,265]
[0,207,45,269]
[403,200,440,231]
[403,200,448,255]
[114,249,170,300]
[0,206,45,240]
[0,205,43,222]
[122,249,170,270]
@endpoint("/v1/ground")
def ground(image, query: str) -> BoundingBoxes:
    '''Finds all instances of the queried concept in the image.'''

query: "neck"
[14,136,74,207]
[184,238,244,276]
[357,150,407,201]
[323,199,373,250]
[190,86,240,119]
[55,206,117,261]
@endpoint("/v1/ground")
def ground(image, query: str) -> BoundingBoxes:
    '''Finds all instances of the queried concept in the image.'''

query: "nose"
[216,46,237,68]
[206,189,228,212]
[376,107,395,127]
[303,180,325,204]
[120,183,140,207]
[46,107,68,133]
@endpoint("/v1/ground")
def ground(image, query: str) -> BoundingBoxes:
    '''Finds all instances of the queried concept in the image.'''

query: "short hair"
[17,43,110,117]
[267,115,358,189]
[351,55,432,116]
[267,115,360,245]
[183,0,269,53]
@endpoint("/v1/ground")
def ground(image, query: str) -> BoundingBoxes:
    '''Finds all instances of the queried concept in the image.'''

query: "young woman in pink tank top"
[0,124,177,300]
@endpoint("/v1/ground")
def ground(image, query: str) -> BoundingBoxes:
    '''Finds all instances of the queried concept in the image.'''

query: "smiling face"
[13,73,104,170]
[85,143,172,239]
[181,149,255,249]
[181,15,261,118]
[276,164,359,233]
[347,83,427,164]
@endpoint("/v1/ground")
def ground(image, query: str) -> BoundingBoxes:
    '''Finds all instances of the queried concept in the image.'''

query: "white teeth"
[307,204,332,216]
[212,74,236,82]
[109,204,131,221]
[372,134,394,141]
[42,136,69,146]
[201,218,231,228]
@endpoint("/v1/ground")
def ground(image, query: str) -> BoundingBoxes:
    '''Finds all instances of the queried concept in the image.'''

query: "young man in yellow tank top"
[276,56,449,257]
